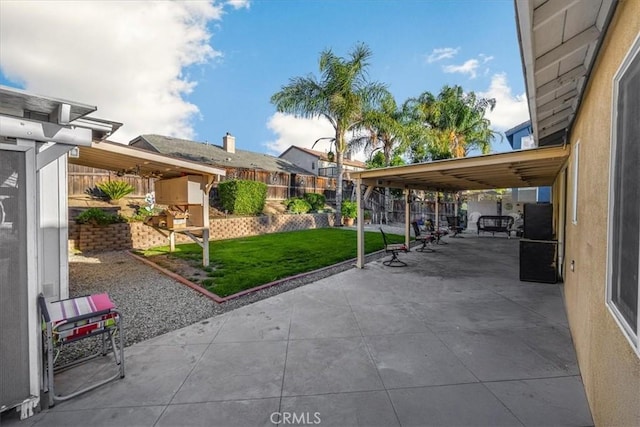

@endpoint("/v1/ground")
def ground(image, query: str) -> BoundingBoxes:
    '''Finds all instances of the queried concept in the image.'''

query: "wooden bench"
[477,215,514,237]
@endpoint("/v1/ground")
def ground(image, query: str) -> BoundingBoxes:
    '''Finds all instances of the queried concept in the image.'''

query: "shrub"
[76,208,126,225]
[303,193,326,211]
[96,181,135,201]
[341,201,357,219]
[286,198,311,214]
[218,180,267,215]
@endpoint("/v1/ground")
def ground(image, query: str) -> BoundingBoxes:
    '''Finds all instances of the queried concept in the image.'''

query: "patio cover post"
[356,177,365,268]
[435,192,439,230]
[404,188,410,248]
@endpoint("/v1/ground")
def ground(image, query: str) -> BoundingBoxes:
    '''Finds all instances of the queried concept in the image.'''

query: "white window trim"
[606,33,640,356]
[571,140,580,225]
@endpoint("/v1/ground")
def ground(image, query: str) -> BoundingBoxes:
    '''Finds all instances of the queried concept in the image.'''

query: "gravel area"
[60,236,395,365]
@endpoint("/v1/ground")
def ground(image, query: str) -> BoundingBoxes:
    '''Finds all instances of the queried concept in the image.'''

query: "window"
[571,141,580,224]
[607,36,640,354]
[311,162,315,170]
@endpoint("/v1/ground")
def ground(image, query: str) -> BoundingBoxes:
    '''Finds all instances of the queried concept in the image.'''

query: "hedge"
[218,180,267,215]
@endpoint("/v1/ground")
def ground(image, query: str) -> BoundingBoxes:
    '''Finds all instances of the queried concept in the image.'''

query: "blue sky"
[0,0,529,159]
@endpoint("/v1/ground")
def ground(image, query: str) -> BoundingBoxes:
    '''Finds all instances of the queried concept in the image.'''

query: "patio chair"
[446,215,464,237]
[411,221,436,252]
[380,227,409,267]
[38,293,125,407]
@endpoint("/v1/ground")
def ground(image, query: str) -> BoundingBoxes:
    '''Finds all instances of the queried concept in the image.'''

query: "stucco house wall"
[561,1,640,424]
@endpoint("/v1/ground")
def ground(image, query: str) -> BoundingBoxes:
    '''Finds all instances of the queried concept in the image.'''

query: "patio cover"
[68,139,226,179]
[350,145,570,268]
[351,145,569,192]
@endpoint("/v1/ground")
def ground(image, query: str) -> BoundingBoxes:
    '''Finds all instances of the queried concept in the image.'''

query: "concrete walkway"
[6,233,592,426]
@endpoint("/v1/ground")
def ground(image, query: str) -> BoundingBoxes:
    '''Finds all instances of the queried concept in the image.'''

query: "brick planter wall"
[71,213,336,253]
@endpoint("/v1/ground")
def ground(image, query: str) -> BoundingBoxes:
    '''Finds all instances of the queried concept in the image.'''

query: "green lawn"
[142,228,404,297]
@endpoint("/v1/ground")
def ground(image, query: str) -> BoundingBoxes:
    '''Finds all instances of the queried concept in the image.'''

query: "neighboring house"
[515,0,639,424]
[505,120,551,203]
[279,145,366,178]
[130,134,326,200]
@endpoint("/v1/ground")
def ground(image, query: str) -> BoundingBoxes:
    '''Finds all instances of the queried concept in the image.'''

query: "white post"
[404,189,410,248]
[356,178,365,268]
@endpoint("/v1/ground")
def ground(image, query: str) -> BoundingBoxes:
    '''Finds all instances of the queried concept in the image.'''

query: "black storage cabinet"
[519,240,558,283]
[523,203,553,240]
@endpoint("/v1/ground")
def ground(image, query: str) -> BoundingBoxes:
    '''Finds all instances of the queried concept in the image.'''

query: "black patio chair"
[380,227,409,267]
[412,221,436,252]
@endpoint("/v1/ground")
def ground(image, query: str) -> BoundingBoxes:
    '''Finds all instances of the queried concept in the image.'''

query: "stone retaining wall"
[69,213,336,252]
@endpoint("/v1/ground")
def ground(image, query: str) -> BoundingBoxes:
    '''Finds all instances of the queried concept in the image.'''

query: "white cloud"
[264,113,335,155]
[443,59,480,79]
[426,47,460,63]
[227,0,251,9]
[0,1,227,143]
[480,73,530,131]
[479,53,494,63]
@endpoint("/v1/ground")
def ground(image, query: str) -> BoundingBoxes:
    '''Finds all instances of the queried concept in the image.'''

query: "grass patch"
[142,228,404,297]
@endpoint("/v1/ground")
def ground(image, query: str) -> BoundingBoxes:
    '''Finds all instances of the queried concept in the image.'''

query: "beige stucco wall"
[561,1,640,425]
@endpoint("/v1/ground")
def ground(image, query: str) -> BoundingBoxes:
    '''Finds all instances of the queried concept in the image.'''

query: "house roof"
[69,139,226,179]
[515,0,618,146]
[0,85,96,123]
[131,134,311,175]
[280,145,367,168]
[351,145,569,192]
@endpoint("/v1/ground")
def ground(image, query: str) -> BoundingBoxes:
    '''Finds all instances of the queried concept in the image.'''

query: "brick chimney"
[223,132,235,153]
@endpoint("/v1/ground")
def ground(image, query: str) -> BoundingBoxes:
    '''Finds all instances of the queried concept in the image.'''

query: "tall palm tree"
[271,43,386,225]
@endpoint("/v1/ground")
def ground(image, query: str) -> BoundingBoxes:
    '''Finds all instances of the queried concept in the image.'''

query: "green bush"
[285,198,312,214]
[303,193,326,211]
[218,180,267,215]
[96,181,135,201]
[341,201,357,219]
[76,208,126,225]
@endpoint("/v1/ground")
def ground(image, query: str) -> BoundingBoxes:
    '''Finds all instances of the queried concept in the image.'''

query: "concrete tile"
[389,383,523,427]
[49,344,208,410]
[485,376,593,426]
[31,405,164,426]
[412,296,550,333]
[437,328,577,381]
[365,333,478,388]
[157,398,279,427]
[283,337,384,396]
[172,341,287,403]
[214,301,291,342]
[140,316,227,346]
[352,303,430,336]
[280,391,400,426]
[289,304,361,339]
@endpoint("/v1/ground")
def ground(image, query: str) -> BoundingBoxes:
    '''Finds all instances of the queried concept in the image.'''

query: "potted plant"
[341,201,357,226]
[363,210,372,224]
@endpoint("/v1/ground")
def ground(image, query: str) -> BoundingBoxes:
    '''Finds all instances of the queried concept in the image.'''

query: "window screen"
[610,43,640,336]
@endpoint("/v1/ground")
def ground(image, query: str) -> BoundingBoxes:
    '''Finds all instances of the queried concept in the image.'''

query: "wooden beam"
[539,120,569,138]
[538,89,578,114]
[535,26,600,74]
[538,107,574,129]
[533,0,581,30]
[537,65,585,97]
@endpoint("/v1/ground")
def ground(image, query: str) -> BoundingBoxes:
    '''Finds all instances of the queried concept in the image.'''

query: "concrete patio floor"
[5,232,592,426]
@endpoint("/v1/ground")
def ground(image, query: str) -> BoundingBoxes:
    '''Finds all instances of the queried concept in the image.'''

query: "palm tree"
[405,85,499,161]
[271,43,387,225]
[350,91,415,222]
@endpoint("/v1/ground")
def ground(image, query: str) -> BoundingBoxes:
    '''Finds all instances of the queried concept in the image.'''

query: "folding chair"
[38,293,125,407]
[412,221,436,252]
[380,227,409,267]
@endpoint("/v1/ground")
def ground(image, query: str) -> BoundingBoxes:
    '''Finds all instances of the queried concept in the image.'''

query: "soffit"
[351,145,569,192]
[516,0,618,145]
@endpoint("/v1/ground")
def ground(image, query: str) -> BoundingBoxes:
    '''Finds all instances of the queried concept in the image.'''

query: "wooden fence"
[68,164,337,201]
